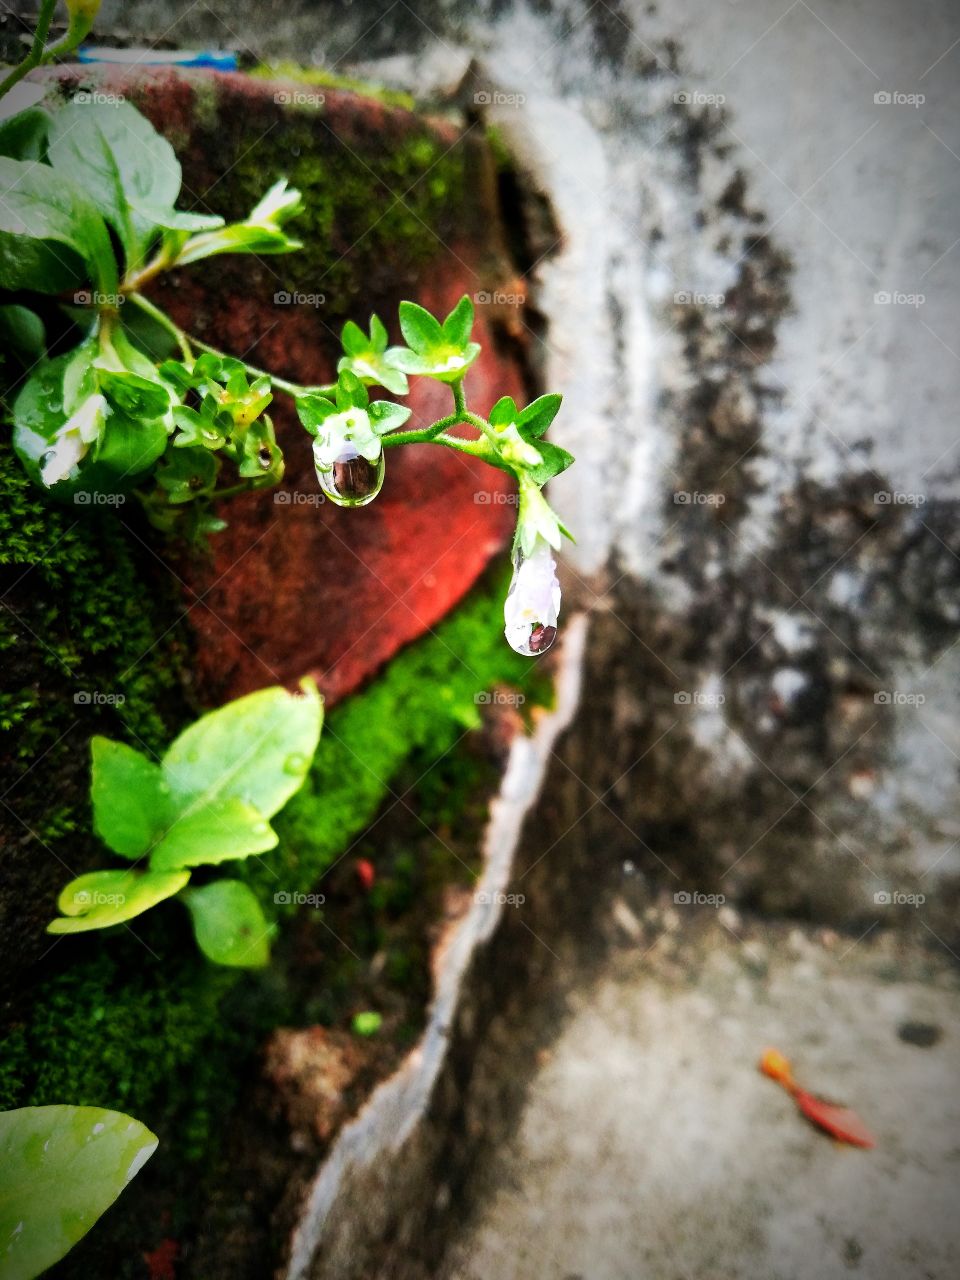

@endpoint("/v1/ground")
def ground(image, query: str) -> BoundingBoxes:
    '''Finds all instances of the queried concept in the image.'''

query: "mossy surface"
[250,61,417,111]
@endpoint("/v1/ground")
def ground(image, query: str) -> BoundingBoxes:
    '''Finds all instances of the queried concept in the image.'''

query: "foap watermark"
[874,490,926,506]
[74,691,126,706]
[475,690,526,706]
[674,490,725,506]
[874,290,925,308]
[274,290,326,307]
[475,890,525,907]
[475,491,519,505]
[275,491,326,506]
[475,289,526,307]
[274,890,326,907]
[72,889,126,908]
[874,890,925,907]
[674,690,726,707]
[74,491,126,506]
[274,89,326,107]
[874,90,925,108]
[674,890,726,907]
[73,90,125,106]
[674,89,726,107]
[874,690,925,707]
[474,90,526,107]
[674,289,726,307]
[74,290,126,308]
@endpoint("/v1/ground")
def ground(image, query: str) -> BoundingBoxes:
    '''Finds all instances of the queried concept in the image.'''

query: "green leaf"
[442,295,474,347]
[368,400,412,435]
[182,880,271,968]
[96,367,172,420]
[387,341,481,385]
[0,108,50,161]
[489,396,518,428]
[0,157,117,294]
[161,678,323,820]
[296,393,338,436]
[47,868,190,933]
[0,1104,157,1280]
[155,447,218,503]
[0,305,45,363]
[398,300,444,354]
[340,319,367,356]
[150,797,278,871]
[517,392,563,440]
[47,100,192,269]
[90,738,168,859]
[526,440,575,485]
[369,314,389,352]
[174,223,301,265]
[95,408,169,480]
[351,1011,383,1036]
[334,370,368,411]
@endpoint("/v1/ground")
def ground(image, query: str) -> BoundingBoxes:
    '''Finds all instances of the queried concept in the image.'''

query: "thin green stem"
[0,0,57,99]
[128,292,192,361]
[451,378,467,415]
[188,334,333,399]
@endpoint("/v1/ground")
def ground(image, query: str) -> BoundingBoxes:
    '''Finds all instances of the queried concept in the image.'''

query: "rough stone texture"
[44,64,527,706]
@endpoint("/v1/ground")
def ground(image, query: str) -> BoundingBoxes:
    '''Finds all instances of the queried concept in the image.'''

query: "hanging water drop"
[314,443,384,507]
[503,537,561,657]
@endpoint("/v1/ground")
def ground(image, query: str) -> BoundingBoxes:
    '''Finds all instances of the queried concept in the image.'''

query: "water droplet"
[504,539,561,657]
[257,446,273,469]
[315,446,384,507]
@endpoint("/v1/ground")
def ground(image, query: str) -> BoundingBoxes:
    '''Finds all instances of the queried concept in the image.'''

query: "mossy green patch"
[251,61,417,112]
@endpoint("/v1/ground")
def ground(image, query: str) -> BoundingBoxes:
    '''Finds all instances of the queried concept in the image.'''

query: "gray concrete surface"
[440,907,960,1280]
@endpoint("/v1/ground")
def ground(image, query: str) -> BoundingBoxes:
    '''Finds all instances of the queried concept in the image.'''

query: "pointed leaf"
[368,400,412,434]
[489,395,518,428]
[48,868,190,933]
[0,1104,157,1280]
[526,441,575,486]
[794,1090,876,1149]
[398,300,444,354]
[149,797,278,871]
[341,319,367,356]
[182,880,271,968]
[161,679,322,819]
[90,737,168,859]
[442,295,474,347]
[517,392,563,440]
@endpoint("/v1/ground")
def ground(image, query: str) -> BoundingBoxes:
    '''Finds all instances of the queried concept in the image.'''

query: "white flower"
[40,394,107,487]
[247,178,304,229]
[311,407,382,472]
[504,536,561,656]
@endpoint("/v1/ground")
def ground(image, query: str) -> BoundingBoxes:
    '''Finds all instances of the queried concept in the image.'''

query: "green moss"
[0,562,549,1149]
[251,61,417,112]
[186,94,469,308]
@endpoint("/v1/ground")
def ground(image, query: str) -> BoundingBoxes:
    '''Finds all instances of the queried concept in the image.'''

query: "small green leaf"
[90,737,168,859]
[369,314,389,352]
[368,400,412,434]
[174,223,301,266]
[0,1104,157,1280]
[489,396,518,428]
[161,678,323,820]
[526,440,575,485]
[182,880,272,968]
[398,300,444,354]
[334,370,368,411]
[516,392,563,440]
[0,305,45,363]
[387,341,481,384]
[96,368,172,420]
[340,319,368,356]
[155,447,218,503]
[296,394,338,436]
[48,868,190,933]
[442,295,474,347]
[351,1011,383,1036]
[149,797,278,871]
[0,107,50,161]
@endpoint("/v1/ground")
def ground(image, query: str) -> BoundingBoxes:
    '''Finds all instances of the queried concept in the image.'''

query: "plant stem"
[128,292,193,361]
[0,0,57,99]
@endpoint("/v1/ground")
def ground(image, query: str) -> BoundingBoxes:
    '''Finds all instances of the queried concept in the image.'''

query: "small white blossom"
[247,178,304,229]
[504,536,561,656]
[312,407,382,472]
[40,393,107,487]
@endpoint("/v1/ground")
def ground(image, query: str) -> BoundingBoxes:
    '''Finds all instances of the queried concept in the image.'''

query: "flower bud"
[504,536,561,656]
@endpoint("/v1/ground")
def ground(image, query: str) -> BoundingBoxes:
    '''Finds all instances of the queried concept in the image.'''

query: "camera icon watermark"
[274,890,326,906]
[74,690,126,706]
[873,490,926,506]
[873,690,925,706]
[674,690,726,707]
[473,90,527,107]
[474,491,519,505]
[673,890,726,906]
[274,491,325,506]
[474,289,526,306]
[874,290,925,308]
[474,890,525,906]
[73,90,125,106]
[73,889,125,908]
[74,491,126,506]
[274,89,326,106]
[874,890,925,907]
[674,90,726,107]
[475,690,526,706]
[274,290,326,307]
[873,90,924,107]
[674,290,726,306]
[673,491,726,506]
[73,290,126,308]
